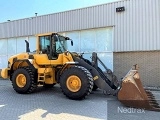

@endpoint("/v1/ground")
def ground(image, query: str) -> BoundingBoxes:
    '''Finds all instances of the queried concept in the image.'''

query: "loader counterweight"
[1,68,10,79]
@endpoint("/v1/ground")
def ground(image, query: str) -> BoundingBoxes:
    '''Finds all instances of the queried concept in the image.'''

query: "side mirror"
[71,40,73,46]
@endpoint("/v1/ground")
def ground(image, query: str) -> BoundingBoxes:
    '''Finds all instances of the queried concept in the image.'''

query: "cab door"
[35,35,51,65]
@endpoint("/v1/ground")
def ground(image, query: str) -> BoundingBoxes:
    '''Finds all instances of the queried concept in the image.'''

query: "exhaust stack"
[25,40,30,52]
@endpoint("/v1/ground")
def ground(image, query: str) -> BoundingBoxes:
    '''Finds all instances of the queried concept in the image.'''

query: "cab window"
[39,36,50,51]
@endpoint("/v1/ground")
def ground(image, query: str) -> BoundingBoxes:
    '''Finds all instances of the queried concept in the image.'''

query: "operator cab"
[38,33,73,60]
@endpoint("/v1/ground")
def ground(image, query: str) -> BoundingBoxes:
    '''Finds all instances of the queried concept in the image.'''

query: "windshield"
[55,35,67,53]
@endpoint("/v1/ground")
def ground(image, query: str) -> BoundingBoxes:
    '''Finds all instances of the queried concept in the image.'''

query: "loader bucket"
[118,65,160,111]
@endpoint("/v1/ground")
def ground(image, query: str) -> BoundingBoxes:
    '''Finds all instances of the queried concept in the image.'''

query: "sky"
[0,0,120,23]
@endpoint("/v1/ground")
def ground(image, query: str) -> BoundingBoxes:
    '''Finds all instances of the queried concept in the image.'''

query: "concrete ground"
[0,79,160,120]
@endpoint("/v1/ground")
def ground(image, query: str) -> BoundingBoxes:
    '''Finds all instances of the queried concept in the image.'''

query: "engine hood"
[8,53,30,65]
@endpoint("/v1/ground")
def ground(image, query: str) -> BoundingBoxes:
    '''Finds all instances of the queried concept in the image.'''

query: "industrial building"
[0,0,159,87]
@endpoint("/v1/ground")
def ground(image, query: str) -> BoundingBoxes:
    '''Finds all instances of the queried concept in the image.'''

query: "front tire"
[11,67,37,94]
[60,66,94,100]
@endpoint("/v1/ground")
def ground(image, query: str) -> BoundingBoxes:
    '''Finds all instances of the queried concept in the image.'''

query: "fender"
[10,59,36,75]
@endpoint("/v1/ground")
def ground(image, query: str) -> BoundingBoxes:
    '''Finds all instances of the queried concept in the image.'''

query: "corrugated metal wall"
[114,0,160,52]
[0,0,160,52]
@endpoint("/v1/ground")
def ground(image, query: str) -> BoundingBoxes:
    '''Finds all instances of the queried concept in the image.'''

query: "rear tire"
[60,66,94,100]
[11,67,37,94]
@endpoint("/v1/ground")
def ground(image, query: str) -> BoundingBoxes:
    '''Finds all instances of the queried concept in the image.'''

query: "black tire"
[83,58,98,91]
[43,83,56,88]
[9,73,13,81]
[11,67,37,94]
[60,66,94,100]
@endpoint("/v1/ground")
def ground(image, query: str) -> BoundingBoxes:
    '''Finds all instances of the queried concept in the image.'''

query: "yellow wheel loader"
[1,33,160,111]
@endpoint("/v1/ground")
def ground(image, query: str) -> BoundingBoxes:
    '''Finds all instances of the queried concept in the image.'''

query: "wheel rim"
[16,74,27,88]
[66,75,81,92]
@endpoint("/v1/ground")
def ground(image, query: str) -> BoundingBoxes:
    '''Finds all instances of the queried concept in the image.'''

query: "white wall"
[63,27,114,71]
[0,36,36,68]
